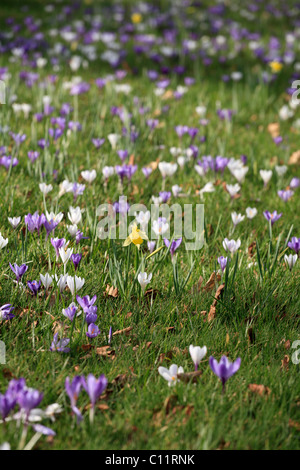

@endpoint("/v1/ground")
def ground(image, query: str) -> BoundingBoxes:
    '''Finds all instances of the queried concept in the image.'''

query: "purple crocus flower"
[209,355,241,392]
[43,219,58,240]
[159,191,171,203]
[71,253,82,270]
[147,241,156,253]
[92,138,105,149]
[273,136,283,145]
[85,307,98,325]
[108,326,112,344]
[76,295,97,313]
[10,132,26,146]
[50,333,70,353]
[71,183,85,202]
[217,256,228,273]
[117,150,128,162]
[25,212,46,234]
[82,374,108,410]
[86,323,100,339]
[51,237,66,260]
[27,151,39,163]
[0,393,16,421]
[278,189,294,202]
[9,263,28,282]
[142,167,152,179]
[62,303,79,322]
[288,237,300,255]
[70,81,90,95]
[263,210,282,225]
[163,238,182,258]
[0,156,19,170]
[27,280,41,296]
[0,304,15,320]
[75,230,89,245]
[290,178,300,189]
[17,388,43,421]
[65,376,83,423]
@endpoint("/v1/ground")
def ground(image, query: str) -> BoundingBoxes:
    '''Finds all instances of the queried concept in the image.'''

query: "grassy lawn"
[0,0,299,450]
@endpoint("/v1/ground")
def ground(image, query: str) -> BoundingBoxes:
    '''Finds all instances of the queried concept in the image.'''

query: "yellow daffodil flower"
[269,61,283,73]
[123,224,148,248]
[131,13,142,24]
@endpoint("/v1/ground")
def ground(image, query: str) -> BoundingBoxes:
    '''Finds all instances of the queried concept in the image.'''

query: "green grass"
[0,0,299,451]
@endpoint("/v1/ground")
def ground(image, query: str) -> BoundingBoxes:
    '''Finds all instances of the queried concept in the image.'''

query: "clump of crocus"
[209,355,241,393]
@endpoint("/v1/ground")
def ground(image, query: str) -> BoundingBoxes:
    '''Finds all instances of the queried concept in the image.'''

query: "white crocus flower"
[195,105,207,116]
[8,216,21,229]
[40,273,53,290]
[21,103,32,118]
[0,442,10,450]
[275,165,287,177]
[59,180,73,197]
[199,182,215,199]
[66,275,85,296]
[260,169,272,186]
[46,211,64,223]
[81,169,97,184]
[195,164,206,177]
[284,254,297,271]
[222,238,241,254]
[59,247,73,266]
[177,156,187,168]
[246,207,257,219]
[54,274,68,292]
[152,218,169,237]
[135,211,150,231]
[0,233,8,250]
[102,166,114,179]
[68,206,82,225]
[231,166,249,183]
[189,345,207,370]
[231,212,245,226]
[226,183,241,198]
[67,224,78,238]
[39,183,53,195]
[107,133,120,150]
[158,364,184,387]
[172,184,182,197]
[137,272,152,291]
[158,162,178,178]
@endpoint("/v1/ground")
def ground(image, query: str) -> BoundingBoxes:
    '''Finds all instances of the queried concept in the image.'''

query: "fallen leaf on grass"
[177,370,203,383]
[105,285,118,298]
[288,150,300,165]
[112,326,133,336]
[207,283,225,322]
[289,419,300,431]
[281,355,290,371]
[248,241,256,258]
[96,346,115,359]
[248,384,271,396]
[267,122,280,138]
